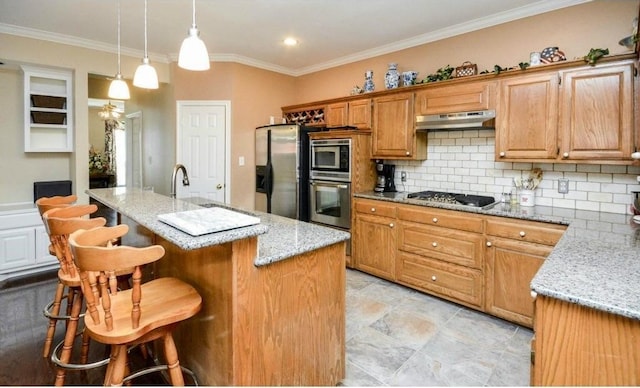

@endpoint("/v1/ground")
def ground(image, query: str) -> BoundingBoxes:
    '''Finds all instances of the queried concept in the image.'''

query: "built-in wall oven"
[309,138,352,254]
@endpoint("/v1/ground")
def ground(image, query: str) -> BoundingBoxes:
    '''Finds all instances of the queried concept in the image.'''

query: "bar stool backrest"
[35,195,78,216]
[69,225,166,331]
[43,205,106,278]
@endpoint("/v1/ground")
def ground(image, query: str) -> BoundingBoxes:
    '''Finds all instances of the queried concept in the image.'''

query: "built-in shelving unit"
[22,65,73,152]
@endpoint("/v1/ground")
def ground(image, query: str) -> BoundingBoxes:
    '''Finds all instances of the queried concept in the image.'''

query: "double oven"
[309,138,352,233]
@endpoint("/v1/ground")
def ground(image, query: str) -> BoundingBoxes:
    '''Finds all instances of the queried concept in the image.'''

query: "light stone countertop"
[87,188,350,267]
[355,190,640,321]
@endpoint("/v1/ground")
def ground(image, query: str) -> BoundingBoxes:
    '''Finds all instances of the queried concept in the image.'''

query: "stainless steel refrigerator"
[255,124,318,221]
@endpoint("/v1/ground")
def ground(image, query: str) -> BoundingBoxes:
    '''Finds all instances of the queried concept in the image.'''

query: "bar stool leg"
[43,281,65,357]
[163,333,184,386]
[53,289,83,386]
[80,327,91,364]
[108,344,128,386]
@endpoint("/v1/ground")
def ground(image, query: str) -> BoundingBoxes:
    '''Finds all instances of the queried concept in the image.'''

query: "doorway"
[176,101,230,202]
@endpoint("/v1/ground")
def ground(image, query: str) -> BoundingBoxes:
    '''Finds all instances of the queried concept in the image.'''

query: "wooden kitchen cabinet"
[415,80,495,115]
[372,92,427,159]
[352,199,396,280]
[559,61,634,161]
[396,205,484,308]
[533,295,640,385]
[485,217,566,327]
[325,99,372,129]
[496,72,559,160]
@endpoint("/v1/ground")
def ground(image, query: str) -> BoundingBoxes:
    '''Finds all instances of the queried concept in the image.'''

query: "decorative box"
[455,61,477,77]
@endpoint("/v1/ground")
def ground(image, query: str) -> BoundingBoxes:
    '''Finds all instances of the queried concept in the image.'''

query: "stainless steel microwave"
[310,139,351,182]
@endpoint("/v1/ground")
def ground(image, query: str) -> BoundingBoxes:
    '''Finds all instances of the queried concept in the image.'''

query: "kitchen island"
[354,190,640,385]
[87,187,350,386]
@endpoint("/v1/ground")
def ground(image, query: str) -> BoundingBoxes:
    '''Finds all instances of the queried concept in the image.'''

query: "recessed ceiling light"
[283,37,298,46]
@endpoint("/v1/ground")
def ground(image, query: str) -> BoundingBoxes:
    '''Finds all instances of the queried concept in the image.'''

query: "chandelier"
[98,102,121,120]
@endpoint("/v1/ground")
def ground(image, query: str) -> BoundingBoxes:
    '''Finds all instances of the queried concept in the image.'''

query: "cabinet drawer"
[415,81,495,115]
[486,218,566,246]
[397,205,483,233]
[354,199,396,218]
[399,222,483,269]
[397,251,483,308]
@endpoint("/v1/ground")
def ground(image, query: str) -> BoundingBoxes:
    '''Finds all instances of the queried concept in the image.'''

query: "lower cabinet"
[351,197,568,327]
[0,206,57,280]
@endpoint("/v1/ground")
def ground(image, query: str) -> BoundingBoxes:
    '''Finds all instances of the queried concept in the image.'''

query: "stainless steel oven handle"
[310,181,348,189]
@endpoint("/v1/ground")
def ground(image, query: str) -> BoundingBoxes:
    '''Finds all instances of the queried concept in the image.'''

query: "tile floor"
[0,267,532,386]
[342,269,533,386]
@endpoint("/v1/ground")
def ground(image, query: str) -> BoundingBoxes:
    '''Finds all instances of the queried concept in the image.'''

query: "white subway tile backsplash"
[390,129,637,215]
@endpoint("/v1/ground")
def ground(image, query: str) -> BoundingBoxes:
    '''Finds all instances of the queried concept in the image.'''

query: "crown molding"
[1,0,591,77]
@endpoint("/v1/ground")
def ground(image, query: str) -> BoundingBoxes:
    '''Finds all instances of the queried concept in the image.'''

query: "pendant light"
[178,0,210,71]
[133,0,159,89]
[108,0,130,99]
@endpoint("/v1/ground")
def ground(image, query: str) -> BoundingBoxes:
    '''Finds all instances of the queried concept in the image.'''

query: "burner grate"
[407,191,496,208]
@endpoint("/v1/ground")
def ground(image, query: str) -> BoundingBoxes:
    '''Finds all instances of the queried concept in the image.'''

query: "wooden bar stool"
[69,224,202,386]
[36,194,78,358]
[43,205,108,386]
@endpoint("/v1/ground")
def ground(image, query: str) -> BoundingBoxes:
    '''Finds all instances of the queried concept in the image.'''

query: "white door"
[176,101,229,202]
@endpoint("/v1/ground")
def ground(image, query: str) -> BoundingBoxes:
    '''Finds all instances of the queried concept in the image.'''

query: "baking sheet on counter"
[158,207,261,236]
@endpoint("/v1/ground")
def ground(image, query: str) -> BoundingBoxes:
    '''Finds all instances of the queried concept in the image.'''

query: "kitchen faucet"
[170,164,190,198]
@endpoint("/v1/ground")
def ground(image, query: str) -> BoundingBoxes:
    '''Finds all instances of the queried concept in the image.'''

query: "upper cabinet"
[415,80,495,115]
[22,65,73,152]
[496,73,559,160]
[559,62,634,161]
[496,59,636,164]
[372,92,426,159]
[326,99,372,129]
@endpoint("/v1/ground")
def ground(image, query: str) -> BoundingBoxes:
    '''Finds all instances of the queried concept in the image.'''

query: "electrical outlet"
[400,171,407,182]
[558,178,569,194]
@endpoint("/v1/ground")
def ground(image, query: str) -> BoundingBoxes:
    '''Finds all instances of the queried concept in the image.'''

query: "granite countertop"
[87,188,349,267]
[355,190,640,321]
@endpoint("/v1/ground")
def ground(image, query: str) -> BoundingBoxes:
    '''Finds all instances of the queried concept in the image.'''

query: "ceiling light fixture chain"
[108,0,130,99]
[133,0,159,89]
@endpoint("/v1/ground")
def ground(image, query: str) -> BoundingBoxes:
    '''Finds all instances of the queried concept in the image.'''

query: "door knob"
[216,184,223,189]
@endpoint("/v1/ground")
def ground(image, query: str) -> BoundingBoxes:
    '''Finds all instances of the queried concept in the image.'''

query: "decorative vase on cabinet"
[364,70,375,93]
[385,63,400,89]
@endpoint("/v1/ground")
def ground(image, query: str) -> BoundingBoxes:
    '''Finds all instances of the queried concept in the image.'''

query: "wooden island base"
[145,232,345,386]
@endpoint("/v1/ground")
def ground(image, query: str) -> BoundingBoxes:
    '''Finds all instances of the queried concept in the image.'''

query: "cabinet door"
[372,92,416,158]
[348,99,371,129]
[35,225,57,264]
[353,213,396,280]
[496,73,559,160]
[559,63,634,161]
[485,236,551,327]
[415,81,494,115]
[325,102,348,127]
[0,228,36,272]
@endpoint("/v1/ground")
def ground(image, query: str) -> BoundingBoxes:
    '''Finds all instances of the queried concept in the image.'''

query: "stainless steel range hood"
[416,109,496,130]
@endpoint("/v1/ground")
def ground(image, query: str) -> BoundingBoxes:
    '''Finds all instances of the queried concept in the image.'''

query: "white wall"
[393,130,640,214]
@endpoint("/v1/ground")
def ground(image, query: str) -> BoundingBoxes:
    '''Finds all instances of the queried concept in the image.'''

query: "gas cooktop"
[406,190,497,209]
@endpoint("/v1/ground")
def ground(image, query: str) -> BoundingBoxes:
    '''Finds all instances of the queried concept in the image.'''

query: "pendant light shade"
[133,0,159,89]
[178,0,210,71]
[108,0,130,99]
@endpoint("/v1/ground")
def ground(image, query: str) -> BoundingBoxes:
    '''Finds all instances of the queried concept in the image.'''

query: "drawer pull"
[562,152,569,158]
[486,241,492,247]
[432,242,438,247]
[499,151,506,157]
[431,275,437,281]
[389,223,394,228]
[432,217,438,223]
[519,231,526,237]
[531,290,538,298]
[406,151,410,156]
[371,207,376,212]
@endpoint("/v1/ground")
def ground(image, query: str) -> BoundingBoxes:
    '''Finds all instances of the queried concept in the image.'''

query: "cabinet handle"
[519,231,526,237]
[631,152,640,160]
[405,151,410,156]
[389,223,394,228]
[371,207,376,212]
[432,217,438,223]
[431,275,437,281]
[486,241,492,247]
[499,151,506,157]
[562,152,569,158]
[432,242,438,247]
[531,290,538,298]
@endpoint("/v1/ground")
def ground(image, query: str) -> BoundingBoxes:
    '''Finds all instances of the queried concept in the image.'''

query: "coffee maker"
[383,164,396,192]
[375,160,385,193]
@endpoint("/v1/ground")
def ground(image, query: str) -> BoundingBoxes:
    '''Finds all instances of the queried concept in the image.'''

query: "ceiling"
[0,0,589,76]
